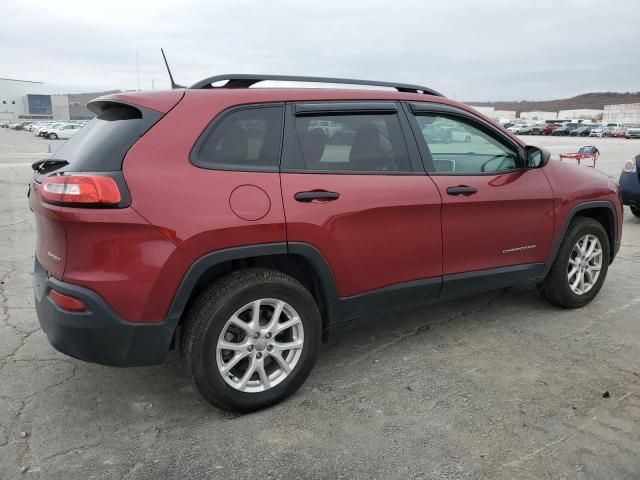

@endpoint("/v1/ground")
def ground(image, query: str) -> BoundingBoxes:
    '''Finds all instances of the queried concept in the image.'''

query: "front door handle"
[446,186,478,196]
[294,190,340,203]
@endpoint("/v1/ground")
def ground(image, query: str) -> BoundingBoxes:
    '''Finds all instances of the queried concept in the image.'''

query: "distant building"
[519,111,558,121]
[467,105,516,121]
[0,78,47,120]
[557,109,603,121]
[603,103,640,124]
[0,77,118,122]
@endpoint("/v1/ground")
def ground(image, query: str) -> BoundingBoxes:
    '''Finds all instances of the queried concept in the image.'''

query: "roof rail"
[189,74,444,97]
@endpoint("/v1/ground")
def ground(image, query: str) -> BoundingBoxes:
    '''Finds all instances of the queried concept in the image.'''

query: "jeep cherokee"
[30,75,623,412]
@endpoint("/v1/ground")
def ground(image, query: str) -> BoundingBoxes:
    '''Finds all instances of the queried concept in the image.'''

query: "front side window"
[193,106,284,170]
[415,114,519,174]
[294,113,411,172]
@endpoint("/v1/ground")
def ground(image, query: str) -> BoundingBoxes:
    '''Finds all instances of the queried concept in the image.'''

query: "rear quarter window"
[191,105,285,171]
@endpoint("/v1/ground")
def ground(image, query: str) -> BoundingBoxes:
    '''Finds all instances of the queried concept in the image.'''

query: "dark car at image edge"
[30,74,623,412]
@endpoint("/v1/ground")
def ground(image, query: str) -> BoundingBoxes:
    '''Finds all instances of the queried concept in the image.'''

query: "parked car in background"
[620,154,640,217]
[30,74,623,412]
[552,123,579,136]
[626,126,640,139]
[531,123,558,136]
[38,123,67,137]
[515,124,534,135]
[34,123,56,136]
[47,123,83,140]
[570,124,596,137]
[609,127,628,138]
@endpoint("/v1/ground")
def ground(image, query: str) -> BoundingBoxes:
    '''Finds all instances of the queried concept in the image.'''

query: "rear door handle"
[294,191,340,202]
[446,186,478,196]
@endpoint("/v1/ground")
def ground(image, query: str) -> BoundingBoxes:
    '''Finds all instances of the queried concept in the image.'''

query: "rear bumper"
[620,171,640,206]
[34,258,176,367]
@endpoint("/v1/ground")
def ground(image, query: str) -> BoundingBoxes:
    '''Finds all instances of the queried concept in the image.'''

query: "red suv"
[30,75,622,412]
[530,123,558,135]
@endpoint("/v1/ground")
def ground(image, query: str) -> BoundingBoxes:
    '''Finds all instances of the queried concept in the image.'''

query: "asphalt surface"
[1,128,640,479]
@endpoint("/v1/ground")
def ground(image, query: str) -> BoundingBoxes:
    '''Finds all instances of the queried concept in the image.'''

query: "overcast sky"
[3,0,639,101]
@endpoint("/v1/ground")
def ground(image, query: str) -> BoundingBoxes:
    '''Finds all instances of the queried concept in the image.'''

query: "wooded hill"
[466,92,640,113]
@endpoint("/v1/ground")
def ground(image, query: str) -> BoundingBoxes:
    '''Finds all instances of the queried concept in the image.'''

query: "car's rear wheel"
[539,217,610,308]
[180,268,321,412]
[631,206,640,218]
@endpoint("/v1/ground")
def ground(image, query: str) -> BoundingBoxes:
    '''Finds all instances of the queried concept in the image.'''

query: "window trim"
[189,102,285,173]
[405,102,526,176]
[281,101,425,175]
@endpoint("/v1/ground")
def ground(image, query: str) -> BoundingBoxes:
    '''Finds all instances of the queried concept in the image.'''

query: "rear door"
[406,103,554,285]
[280,102,442,299]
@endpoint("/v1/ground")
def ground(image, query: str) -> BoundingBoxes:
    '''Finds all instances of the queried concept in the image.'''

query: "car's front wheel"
[48,133,58,139]
[181,268,321,412]
[631,206,640,218]
[539,217,610,308]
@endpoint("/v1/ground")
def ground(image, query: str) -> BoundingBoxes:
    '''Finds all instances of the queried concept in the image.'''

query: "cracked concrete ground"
[1,128,639,479]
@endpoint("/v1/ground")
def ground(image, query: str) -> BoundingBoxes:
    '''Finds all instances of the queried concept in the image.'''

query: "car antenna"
[161,48,185,89]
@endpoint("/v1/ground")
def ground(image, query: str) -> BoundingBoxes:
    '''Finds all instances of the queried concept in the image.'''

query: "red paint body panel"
[429,169,555,274]
[281,174,443,296]
[542,159,622,245]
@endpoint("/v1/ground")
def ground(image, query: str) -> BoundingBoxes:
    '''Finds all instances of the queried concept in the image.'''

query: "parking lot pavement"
[1,128,640,479]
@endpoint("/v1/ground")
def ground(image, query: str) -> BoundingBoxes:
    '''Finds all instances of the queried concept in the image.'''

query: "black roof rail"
[189,74,444,97]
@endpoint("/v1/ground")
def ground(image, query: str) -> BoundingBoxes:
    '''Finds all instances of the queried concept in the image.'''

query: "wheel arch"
[542,201,618,279]
[168,243,340,342]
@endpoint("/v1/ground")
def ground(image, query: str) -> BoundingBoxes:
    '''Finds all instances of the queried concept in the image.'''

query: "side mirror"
[525,146,551,169]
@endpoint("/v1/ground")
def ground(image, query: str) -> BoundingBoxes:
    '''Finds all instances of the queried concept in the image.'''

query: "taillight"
[49,289,87,312]
[40,175,121,206]
[623,159,637,173]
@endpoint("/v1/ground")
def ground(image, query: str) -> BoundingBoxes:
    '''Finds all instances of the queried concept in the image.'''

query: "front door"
[407,106,555,279]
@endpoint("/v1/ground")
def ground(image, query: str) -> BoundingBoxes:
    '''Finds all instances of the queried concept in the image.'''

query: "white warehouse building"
[520,111,558,120]
[557,109,603,120]
[603,103,640,124]
[0,77,48,121]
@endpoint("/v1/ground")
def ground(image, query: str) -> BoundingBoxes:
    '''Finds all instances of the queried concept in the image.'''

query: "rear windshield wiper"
[31,159,68,172]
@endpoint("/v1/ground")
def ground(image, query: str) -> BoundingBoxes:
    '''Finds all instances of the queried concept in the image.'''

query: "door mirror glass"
[525,146,550,169]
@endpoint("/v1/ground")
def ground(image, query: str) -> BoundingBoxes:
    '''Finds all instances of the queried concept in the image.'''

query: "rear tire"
[539,217,610,308]
[180,268,322,412]
[631,206,640,218]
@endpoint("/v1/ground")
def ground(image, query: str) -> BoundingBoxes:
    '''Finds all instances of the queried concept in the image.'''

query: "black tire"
[180,268,322,412]
[48,133,57,139]
[631,206,640,218]
[539,217,610,308]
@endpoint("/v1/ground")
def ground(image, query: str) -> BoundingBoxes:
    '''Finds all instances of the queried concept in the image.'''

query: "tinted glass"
[52,104,161,172]
[415,114,518,174]
[194,106,284,170]
[294,114,410,172]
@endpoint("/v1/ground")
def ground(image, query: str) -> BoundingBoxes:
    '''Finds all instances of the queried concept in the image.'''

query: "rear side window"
[293,113,411,172]
[53,103,162,172]
[192,106,284,171]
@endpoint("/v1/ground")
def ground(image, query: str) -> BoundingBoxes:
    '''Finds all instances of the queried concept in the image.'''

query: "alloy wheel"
[567,234,603,295]
[216,299,304,393]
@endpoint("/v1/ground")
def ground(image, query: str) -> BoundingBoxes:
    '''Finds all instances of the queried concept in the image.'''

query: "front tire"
[539,217,610,308]
[180,268,322,412]
[48,133,58,139]
[631,206,640,218]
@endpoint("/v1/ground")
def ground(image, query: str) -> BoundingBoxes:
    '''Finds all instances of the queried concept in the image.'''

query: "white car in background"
[46,123,83,140]
[34,123,58,136]
[507,124,530,134]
